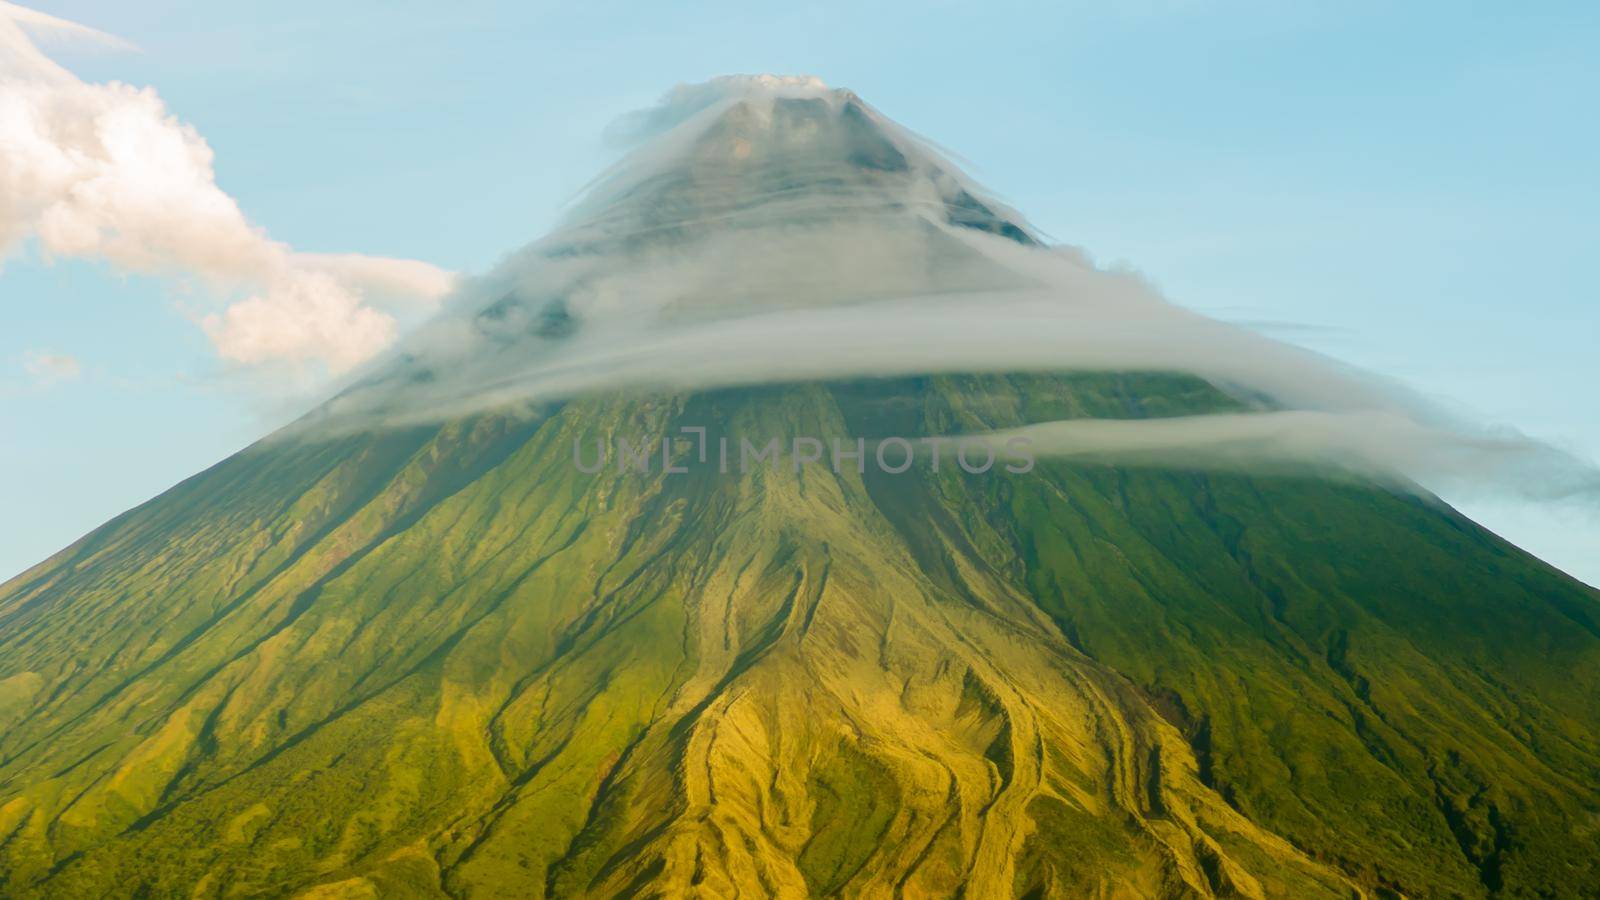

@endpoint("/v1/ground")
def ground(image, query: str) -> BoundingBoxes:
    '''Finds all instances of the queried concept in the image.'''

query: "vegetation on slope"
[0,373,1597,898]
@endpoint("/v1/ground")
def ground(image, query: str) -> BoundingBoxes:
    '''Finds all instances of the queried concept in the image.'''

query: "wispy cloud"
[20,348,80,384]
[970,411,1600,503]
[0,3,456,376]
[299,77,1600,507]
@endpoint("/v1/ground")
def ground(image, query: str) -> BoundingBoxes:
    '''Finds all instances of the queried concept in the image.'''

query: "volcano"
[2,78,1598,899]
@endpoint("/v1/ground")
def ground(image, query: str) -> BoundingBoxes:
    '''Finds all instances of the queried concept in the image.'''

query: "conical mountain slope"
[3,80,1600,899]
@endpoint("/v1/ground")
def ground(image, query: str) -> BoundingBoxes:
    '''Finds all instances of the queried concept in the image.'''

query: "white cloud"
[295,76,1600,507]
[199,270,398,372]
[972,411,1600,504]
[20,348,80,384]
[0,3,455,375]
[0,1,132,82]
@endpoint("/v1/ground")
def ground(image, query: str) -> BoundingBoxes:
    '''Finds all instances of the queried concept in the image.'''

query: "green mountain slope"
[5,78,1599,897]
[2,372,1598,898]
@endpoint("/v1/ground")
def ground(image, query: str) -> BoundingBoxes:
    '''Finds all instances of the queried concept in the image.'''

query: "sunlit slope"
[1,373,1598,898]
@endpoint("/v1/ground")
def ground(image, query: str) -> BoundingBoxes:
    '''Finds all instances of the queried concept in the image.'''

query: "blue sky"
[2,0,1596,584]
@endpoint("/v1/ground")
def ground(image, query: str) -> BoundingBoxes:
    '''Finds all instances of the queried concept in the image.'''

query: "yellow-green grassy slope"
[1,373,1598,898]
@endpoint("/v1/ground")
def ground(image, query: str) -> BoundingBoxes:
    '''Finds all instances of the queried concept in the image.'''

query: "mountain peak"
[559,76,1036,248]
[314,78,1045,428]
[704,72,833,93]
